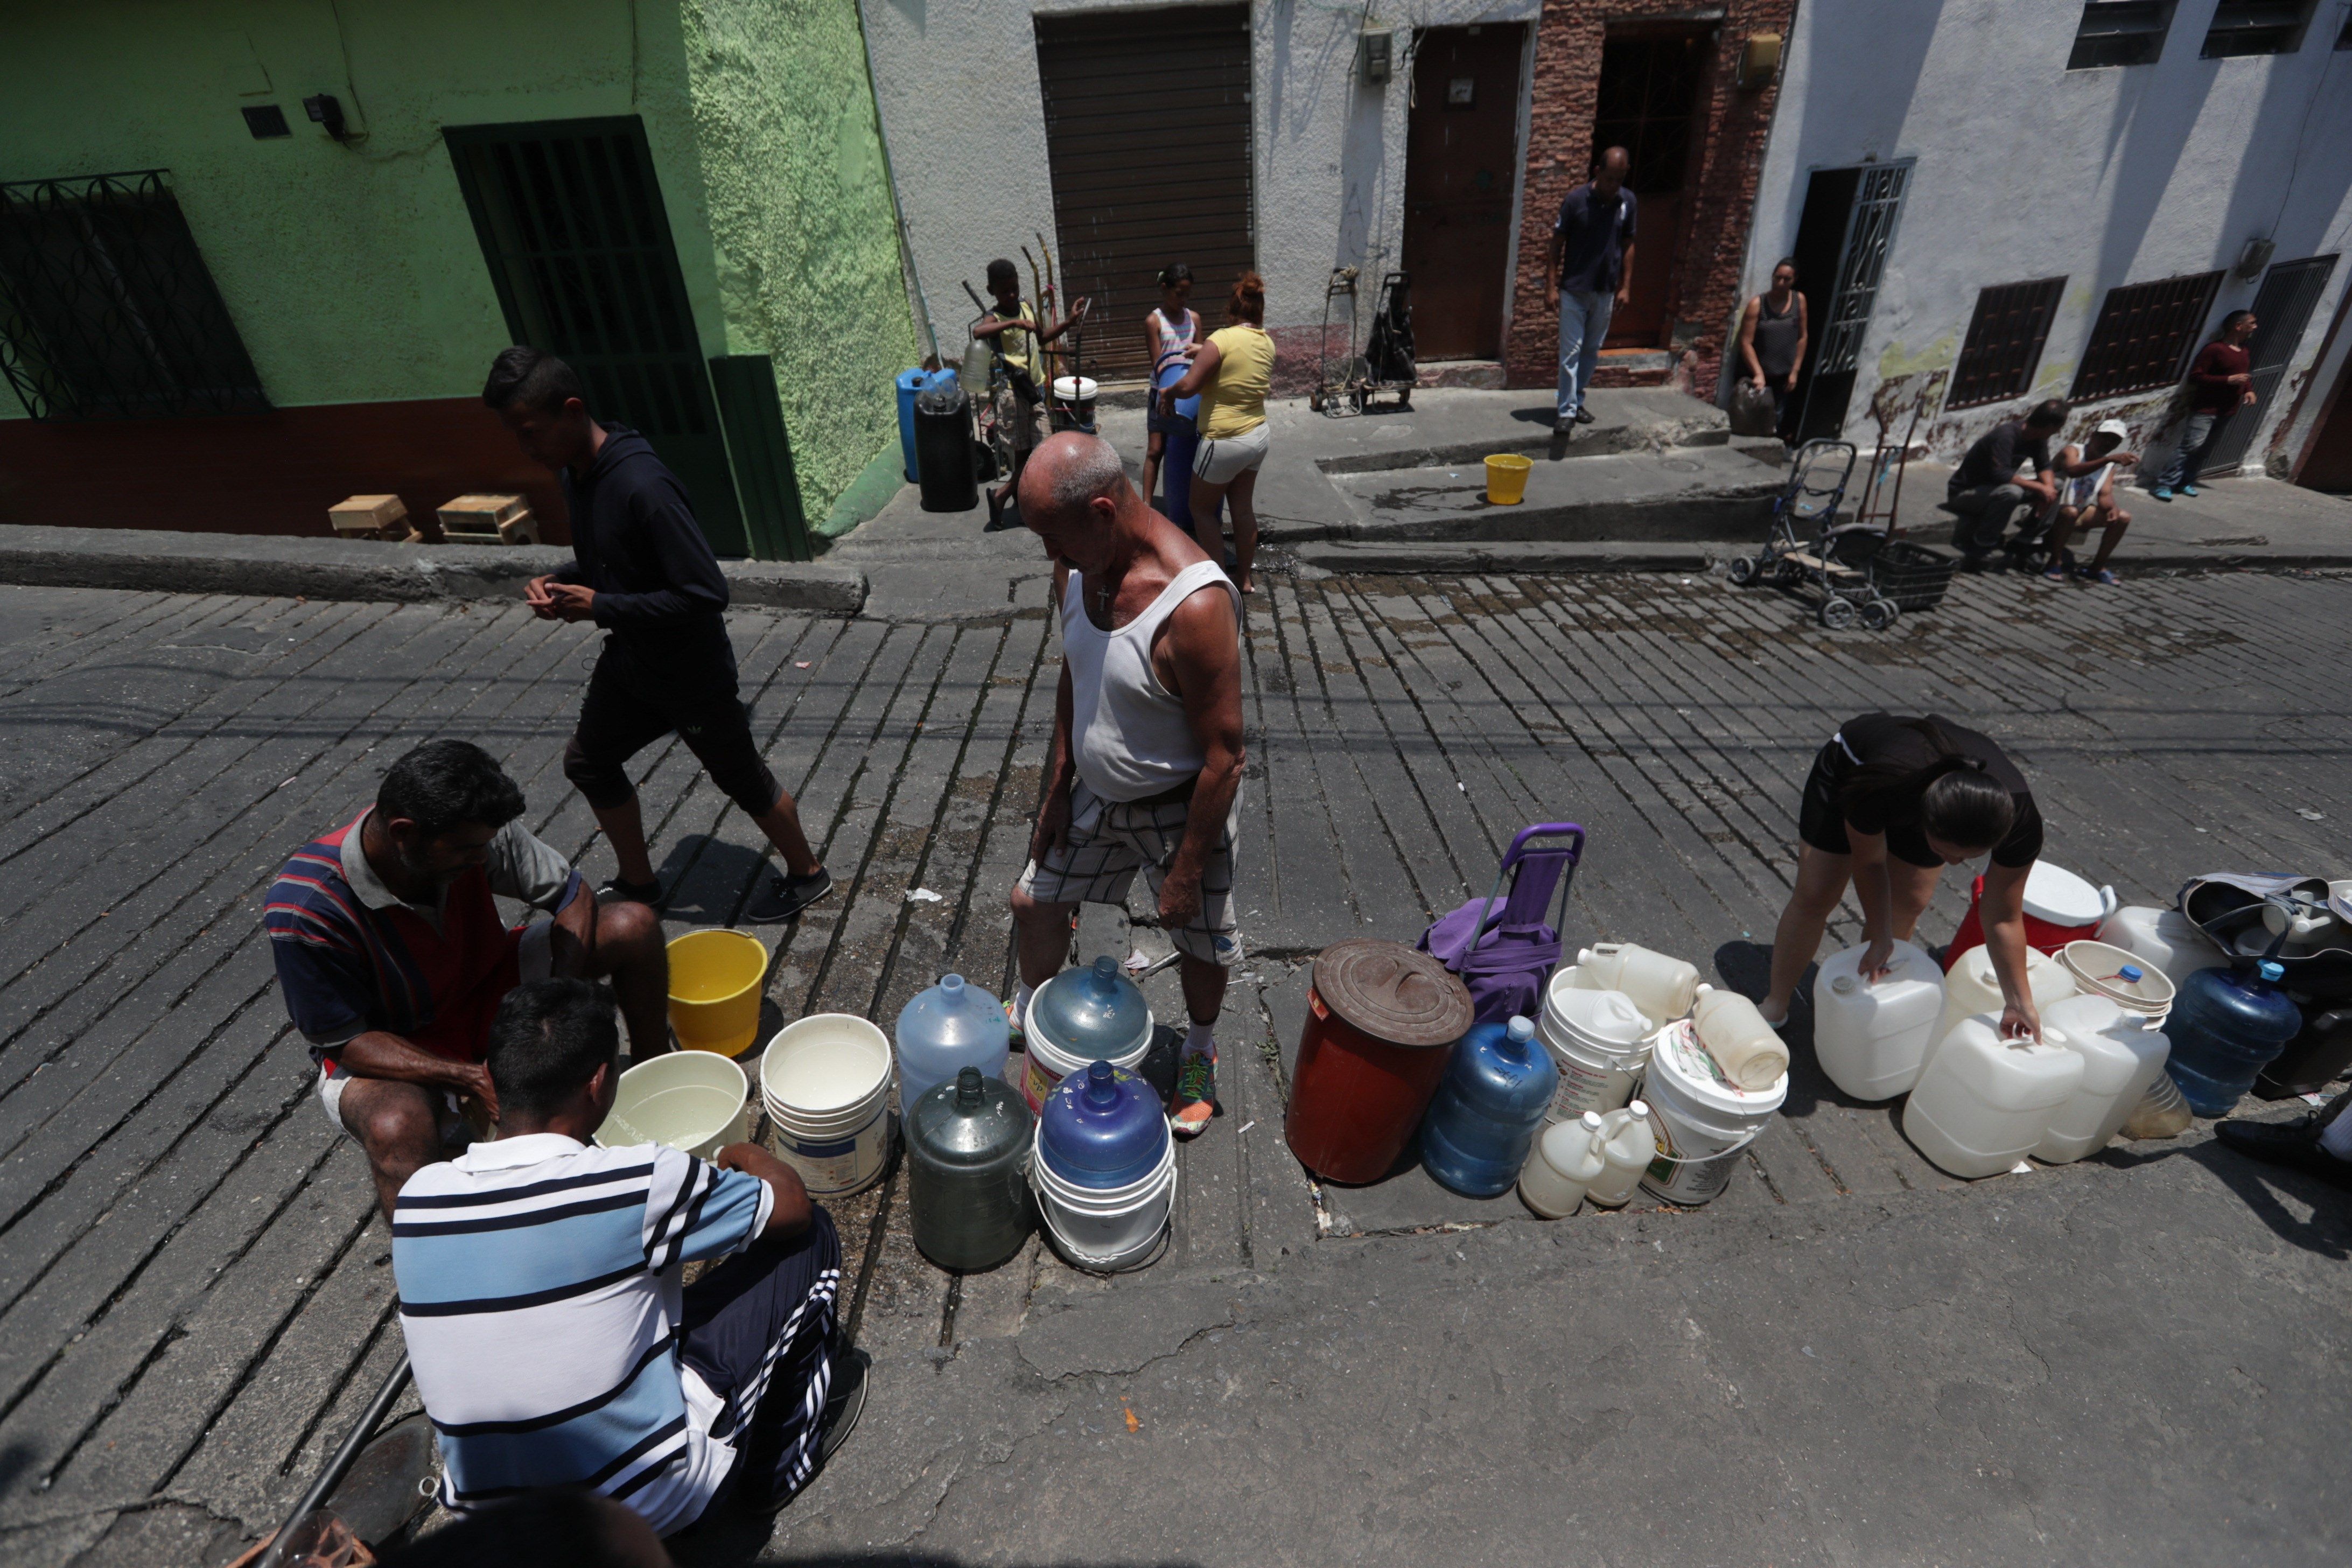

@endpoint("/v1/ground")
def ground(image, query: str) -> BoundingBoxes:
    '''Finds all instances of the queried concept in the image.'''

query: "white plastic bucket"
[760,1014,894,1195]
[1637,1020,1788,1206]
[597,1051,751,1159]
[1031,1135,1175,1269]
[1537,969,1655,1121]
[1018,991,1154,1115]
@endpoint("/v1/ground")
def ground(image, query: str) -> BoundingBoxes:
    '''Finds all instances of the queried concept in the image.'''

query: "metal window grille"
[2202,0,2315,57]
[0,170,267,420]
[2069,271,2224,401]
[2068,2,2175,68]
[1947,277,2068,409]
[1814,163,1910,377]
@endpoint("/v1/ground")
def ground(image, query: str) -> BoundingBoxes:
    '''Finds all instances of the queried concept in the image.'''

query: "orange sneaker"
[1168,1052,1220,1138]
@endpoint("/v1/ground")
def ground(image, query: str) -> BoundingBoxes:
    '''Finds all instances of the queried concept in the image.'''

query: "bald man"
[1009,435,1247,1137]
[1546,145,1637,436]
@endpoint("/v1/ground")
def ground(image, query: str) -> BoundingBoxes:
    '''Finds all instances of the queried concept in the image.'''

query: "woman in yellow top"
[1163,272,1275,592]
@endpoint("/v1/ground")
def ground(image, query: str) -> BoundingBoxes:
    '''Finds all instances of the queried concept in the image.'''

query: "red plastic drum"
[1285,940,1475,1184]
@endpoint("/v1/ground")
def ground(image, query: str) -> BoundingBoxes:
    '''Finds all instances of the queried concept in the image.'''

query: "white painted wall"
[1741,0,2352,472]
[860,0,1538,377]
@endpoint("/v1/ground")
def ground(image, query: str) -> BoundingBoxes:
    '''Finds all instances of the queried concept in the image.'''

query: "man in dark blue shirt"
[1545,146,1637,436]
[486,348,832,923]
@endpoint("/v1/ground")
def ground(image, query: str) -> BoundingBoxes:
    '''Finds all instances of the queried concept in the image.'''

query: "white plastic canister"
[760,1014,895,1196]
[1929,944,2078,1069]
[1810,940,1947,1101]
[1902,1015,2084,1179]
[1577,943,1699,1024]
[1637,1020,1788,1205]
[1518,1111,1608,1218]
[2095,906,2225,988]
[1584,1101,1658,1209]
[1538,973,1655,1120]
[2032,993,2172,1164]
[1689,986,1790,1090]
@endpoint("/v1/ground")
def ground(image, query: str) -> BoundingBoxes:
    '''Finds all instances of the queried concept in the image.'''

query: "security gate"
[2199,254,2339,477]
[445,117,747,554]
[1793,161,1913,443]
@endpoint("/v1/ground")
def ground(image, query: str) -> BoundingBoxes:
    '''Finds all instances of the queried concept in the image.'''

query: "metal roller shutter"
[1035,5,1255,383]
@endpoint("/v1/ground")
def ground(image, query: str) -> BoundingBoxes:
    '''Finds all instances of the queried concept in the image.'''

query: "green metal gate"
[444,116,749,555]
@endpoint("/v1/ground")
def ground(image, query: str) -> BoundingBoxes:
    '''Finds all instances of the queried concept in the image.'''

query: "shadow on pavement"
[2102,1136,2352,1263]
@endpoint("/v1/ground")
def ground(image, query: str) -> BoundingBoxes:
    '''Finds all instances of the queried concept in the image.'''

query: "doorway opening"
[1786,160,1913,444]
[444,116,746,554]
[1402,23,1528,362]
[1591,24,1710,349]
[2200,253,2338,477]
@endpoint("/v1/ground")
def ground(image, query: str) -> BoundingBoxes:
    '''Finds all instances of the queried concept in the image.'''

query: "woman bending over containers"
[1163,271,1276,593]
[1761,713,2050,1043]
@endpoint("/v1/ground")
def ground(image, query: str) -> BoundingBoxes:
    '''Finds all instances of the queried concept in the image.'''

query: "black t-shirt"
[1833,712,2043,867]
[1949,421,2052,497]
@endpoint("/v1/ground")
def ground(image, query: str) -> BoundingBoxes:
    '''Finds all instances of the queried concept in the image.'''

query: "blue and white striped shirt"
[393,1135,773,1534]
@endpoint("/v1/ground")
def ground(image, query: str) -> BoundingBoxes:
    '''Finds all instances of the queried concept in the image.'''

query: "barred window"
[2068,2,2175,68]
[2202,0,2315,57]
[2069,272,2224,402]
[0,171,267,420]
[1947,278,2067,409]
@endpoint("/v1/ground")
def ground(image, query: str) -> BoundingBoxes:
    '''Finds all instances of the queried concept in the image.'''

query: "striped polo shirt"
[393,1135,773,1534]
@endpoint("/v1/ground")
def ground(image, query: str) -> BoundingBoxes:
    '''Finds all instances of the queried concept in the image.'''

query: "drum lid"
[1312,939,1473,1047]
[2022,861,2108,925]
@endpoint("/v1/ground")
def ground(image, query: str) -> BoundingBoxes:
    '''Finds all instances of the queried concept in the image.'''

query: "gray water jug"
[906,1067,1034,1270]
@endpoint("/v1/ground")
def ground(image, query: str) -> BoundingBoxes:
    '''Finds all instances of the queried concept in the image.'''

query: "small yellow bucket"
[666,929,769,1057]
[1484,453,1533,505]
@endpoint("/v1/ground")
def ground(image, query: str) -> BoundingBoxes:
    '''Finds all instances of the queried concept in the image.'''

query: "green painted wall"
[0,0,918,536]
[677,0,920,526]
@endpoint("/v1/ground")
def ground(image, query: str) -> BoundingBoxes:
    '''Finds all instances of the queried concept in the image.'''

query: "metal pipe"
[256,1352,413,1568]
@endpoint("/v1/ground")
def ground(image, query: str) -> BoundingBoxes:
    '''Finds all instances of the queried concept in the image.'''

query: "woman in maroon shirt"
[2154,310,2258,500]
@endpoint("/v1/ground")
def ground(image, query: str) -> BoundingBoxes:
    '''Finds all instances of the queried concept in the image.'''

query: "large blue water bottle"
[895,972,1011,1108]
[1420,1015,1559,1197]
[2163,960,2302,1117]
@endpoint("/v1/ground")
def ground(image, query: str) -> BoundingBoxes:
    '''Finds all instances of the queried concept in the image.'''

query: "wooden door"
[1591,29,1707,348]
[1402,25,1527,361]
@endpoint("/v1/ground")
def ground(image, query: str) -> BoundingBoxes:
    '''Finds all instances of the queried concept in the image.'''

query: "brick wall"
[1504,1,1794,397]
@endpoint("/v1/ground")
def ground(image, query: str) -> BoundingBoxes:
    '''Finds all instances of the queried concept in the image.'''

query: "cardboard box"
[437,493,538,545]
[328,494,409,539]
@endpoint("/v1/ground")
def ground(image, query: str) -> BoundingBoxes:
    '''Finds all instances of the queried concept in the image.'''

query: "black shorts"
[1796,740,1942,869]
[564,642,781,817]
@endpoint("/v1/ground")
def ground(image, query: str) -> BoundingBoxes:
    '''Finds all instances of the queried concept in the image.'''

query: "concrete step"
[1279,442,1786,545]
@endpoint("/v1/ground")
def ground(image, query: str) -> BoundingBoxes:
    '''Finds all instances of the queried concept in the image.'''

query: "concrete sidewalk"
[831,386,2351,596]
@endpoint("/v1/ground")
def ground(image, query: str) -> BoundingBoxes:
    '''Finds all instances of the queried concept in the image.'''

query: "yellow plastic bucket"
[666,929,769,1057]
[1484,453,1532,505]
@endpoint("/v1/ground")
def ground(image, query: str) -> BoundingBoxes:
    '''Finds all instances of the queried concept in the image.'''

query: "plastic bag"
[1729,381,1779,438]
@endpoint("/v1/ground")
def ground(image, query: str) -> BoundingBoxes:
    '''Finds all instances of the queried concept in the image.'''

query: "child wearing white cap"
[2043,417,2138,585]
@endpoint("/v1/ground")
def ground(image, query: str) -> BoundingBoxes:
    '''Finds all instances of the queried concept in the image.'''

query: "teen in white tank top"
[1061,559,1239,801]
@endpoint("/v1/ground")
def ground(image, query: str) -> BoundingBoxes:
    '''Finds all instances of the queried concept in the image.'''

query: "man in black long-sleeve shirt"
[485,348,831,923]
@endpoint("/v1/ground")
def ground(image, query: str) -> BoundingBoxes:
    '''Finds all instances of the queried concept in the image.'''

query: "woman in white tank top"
[1141,263,1199,521]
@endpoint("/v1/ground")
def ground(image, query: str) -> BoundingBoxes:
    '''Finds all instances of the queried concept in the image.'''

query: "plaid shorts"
[1017,780,1242,965]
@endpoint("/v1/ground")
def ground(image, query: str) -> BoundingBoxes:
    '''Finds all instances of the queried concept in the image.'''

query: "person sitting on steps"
[2043,417,2138,586]
[1946,399,2067,569]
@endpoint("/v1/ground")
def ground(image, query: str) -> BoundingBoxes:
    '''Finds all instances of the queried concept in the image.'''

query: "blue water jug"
[2163,960,2302,1117]
[1038,1060,1170,1190]
[895,367,927,482]
[895,972,1012,1109]
[1420,1015,1559,1198]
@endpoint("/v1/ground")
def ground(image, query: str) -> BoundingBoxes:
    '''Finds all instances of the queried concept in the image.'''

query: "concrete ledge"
[1291,540,1720,574]
[0,524,866,613]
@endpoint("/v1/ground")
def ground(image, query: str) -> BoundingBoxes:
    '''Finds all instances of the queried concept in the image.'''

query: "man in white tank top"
[1009,434,1245,1137]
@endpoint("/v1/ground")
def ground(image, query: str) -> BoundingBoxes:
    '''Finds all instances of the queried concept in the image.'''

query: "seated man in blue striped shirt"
[393,978,862,1535]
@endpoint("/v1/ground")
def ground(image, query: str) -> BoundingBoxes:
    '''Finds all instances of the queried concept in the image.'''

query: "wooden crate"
[328,493,410,540]
[437,493,538,545]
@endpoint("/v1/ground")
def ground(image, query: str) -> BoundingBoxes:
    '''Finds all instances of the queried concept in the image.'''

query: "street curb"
[0,525,868,613]
[1288,539,2352,577]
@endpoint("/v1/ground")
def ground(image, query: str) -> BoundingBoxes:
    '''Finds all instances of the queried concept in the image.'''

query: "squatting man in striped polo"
[264,739,671,1219]
[391,977,864,1532]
